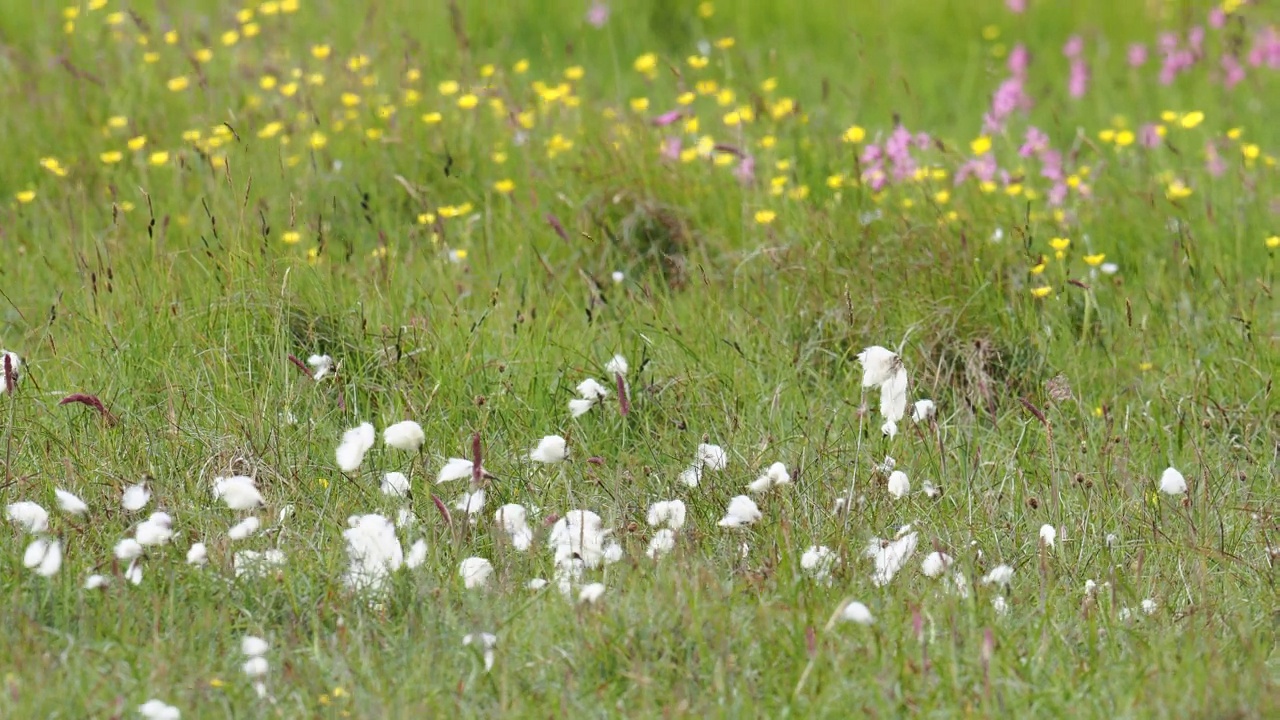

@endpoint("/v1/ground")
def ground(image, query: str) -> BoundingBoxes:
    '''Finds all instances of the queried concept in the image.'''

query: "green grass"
[1,0,1277,717]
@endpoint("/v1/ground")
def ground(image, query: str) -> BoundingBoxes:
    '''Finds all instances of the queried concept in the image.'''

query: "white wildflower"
[800,545,839,584]
[1039,524,1057,547]
[460,556,494,589]
[992,595,1010,615]
[383,420,425,451]
[342,514,403,592]
[494,504,534,551]
[405,539,428,569]
[227,516,261,541]
[381,472,411,497]
[717,495,761,528]
[115,538,144,561]
[530,435,568,463]
[454,489,486,519]
[866,529,918,587]
[306,354,334,380]
[697,443,728,471]
[548,510,621,569]
[887,470,910,499]
[23,537,62,577]
[124,559,143,585]
[462,632,498,672]
[138,699,181,720]
[212,476,263,510]
[7,501,49,534]
[922,481,941,499]
[604,354,628,376]
[748,462,791,493]
[646,499,687,531]
[981,564,1015,587]
[1141,598,1157,615]
[241,636,270,658]
[527,578,549,591]
[1159,466,1187,495]
[135,512,174,547]
[242,656,269,678]
[576,378,609,400]
[578,582,606,604]
[335,422,376,473]
[646,528,677,559]
[122,483,150,512]
[911,399,936,422]
[187,542,208,566]
[436,457,475,484]
[54,489,89,515]
[840,600,874,625]
[84,574,109,590]
[921,551,953,578]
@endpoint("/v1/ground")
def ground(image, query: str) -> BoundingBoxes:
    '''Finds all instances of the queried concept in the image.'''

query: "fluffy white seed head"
[460,556,494,589]
[121,483,151,512]
[212,476,263,510]
[529,435,568,463]
[1159,466,1187,495]
[436,458,474,484]
[335,422,377,473]
[604,355,628,376]
[887,471,910,499]
[381,472,411,497]
[186,542,208,566]
[646,499,687,531]
[7,501,49,534]
[578,582,606,604]
[717,495,761,528]
[383,421,425,452]
[227,516,261,541]
[840,600,874,625]
[54,489,89,515]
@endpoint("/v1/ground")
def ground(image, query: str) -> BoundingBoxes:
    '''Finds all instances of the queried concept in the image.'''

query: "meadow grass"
[1,0,1277,717]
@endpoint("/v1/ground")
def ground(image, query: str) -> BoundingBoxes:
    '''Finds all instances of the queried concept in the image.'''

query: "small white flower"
[578,582,606,604]
[717,495,761,528]
[1118,606,1133,621]
[1159,466,1187,495]
[462,632,498,672]
[568,398,596,418]
[1105,533,1119,547]
[911,399,936,422]
[1039,524,1057,547]
[54,489,89,515]
[335,422,377,473]
[122,483,151,512]
[949,571,971,598]
[307,354,334,380]
[138,699,181,720]
[678,465,702,487]
[981,564,1015,587]
[342,514,403,592]
[1141,598,1158,615]
[576,378,609,400]
[228,516,261,541]
[212,476,263,510]
[460,556,494,589]
[381,472,411,497]
[1084,579,1098,595]
[395,507,417,529]
[922,481,941,499]
[857,346,899,387]
[494,504,534,551]
[548,510,621,569]
[866,530,918,587]
[604,354,628,376]
[6,501,49,534]
[646,499,687,531]
[748,462,791,493]
[241,656,270,678]
[526,578,549,590]
[115,538,144,561]
[84,574,109,590]
[881,420,898,438]
[436,457,475,484]
[611,271,624,283]
[241,636,270,657]
[697,443,728,471]
[1099,262,1118,275]
[234,549,286,578]
[136,512,174,546]
[921,551,953,578]
[529,435,568,463]
[23,538,62,577]
[405,539,428,569]
[840,600,874,625]
[454,489,486,518]
[646,528,677,559]
[992,595,1010,615]
[887,471,910,499]
[187,543,208,566]
[800,545,839,583]
[383,420,425,451]
[875,456,897,474]
[124,559,143,585]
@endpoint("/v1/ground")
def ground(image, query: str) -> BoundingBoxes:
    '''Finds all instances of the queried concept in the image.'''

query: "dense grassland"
[1,0,1277,717]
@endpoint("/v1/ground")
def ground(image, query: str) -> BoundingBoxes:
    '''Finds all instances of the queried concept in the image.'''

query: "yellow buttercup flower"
[100,150,123,164]
[15,190,36,203]
[1265,235,1280,249]
[148,151,169,166]
[457,94,478,109]
[1179,111,1204,129]
[754,209,776,225]
[1083,253,1106,266]
[1030,286,1053,298]
[970,136,992,155]
[493,179,515,194]
[168,76,190,92]
[842,125,866,144]
[1049,237,1071,252]
[633,53,658,74]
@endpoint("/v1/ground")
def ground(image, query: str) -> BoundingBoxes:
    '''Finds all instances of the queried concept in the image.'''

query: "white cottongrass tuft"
[234,549,286,578]
[242,656,270,678]
[122,483,151,512]
[115,538,144,561]
[748,462,791,493]
[383,420,425,451]
[529,435,568,463]
[342,514,403,592]
[981,564,1015,587]
[800,545,839,584]
[23,537,63,577]
[680,443,729,487]
[124,559,144,585]
[875,456,897,474]
[568,399,596,418]
[527,578,549,591]
[213,476,263,510]
[380,472,410,497]
[717,495,762,528]
[241,636,270,658]
[494,504,534,551]
[912,399,936,422]
[7,501,49,534]
[1141,598,1158,615]
[646,528,677,559]
[992,595,1010,615]
[395,507,417,530]
[549,510,623,569]
[84,574,109,590]
[605,354,628,376]
[463,632,498,672]
[460,556,494,589]
[405,539,428,569]
[857,345,909,432]
[840,600,874,625]
[335,422,376,473]
[436,457,476,484]
[186,543,208,566]
[227,516,261,541]
[948,571,971,598]
[646,499,687,531]
[307,354,334,380]
[866,526,918,587]
[454,489,486,519]
[1159,466,1187,495]
[578,582,606,604]
[887,471,910,499]
[921,551,953,578]
[138,699,181,720]
[136,512,174,547]
[1039,524,1057,547]
[922,481,941,499]
[570,378,610,417]
[55,489,89,515]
